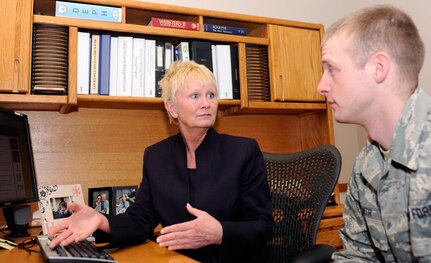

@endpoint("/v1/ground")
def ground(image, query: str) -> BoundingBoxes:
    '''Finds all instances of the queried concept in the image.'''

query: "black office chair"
[264,144,341,263]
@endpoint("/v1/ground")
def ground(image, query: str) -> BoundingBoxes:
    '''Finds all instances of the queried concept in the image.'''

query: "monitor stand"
[2,205,31,238]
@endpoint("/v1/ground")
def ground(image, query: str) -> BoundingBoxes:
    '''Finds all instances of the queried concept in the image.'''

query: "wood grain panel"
[319,217,344,229]
[25,108,176,203]
[0,0,32,93]
[268,25,324,102]
[316,229,343,248]
[20,108,328,204]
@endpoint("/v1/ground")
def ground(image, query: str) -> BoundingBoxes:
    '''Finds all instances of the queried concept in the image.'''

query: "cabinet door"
[268,25,324,102]
[0,0,32,93]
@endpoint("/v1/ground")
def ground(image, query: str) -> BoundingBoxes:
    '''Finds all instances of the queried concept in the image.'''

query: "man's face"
[317,32,376,125]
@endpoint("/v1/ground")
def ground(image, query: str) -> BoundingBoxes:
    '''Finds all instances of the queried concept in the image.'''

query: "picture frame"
[112,185,138,215]
[38,184,85,235]
[88,187,112,215]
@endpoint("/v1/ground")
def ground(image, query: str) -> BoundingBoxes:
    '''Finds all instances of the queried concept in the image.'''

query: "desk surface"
[0,227,198,263]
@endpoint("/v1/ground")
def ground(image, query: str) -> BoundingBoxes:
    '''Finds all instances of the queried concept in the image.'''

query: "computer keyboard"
[37,236,117,263]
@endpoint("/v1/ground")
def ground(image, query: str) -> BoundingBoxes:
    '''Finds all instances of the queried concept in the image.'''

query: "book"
[230,45,240,99]
[164,42,174,71]
[175,42,190,61]
[89,34,100,95]
[155,41,165,97]
[144,39,156,97]
[215,45,233,99]
[211,45,218,88]
[55,1,122,23]
[98,34,111,95]
[77,32,90,95]
[117,36,133,96]
[149,17,200,31]
[190,41,213,72]
[109,36,118,96]
[132,37,145,97]
[203,23,247,36]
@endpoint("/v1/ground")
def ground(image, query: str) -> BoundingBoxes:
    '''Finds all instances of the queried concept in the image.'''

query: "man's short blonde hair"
[323,5,425,87]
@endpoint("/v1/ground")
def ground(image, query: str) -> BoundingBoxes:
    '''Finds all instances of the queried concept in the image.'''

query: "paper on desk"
[0,238,17,250]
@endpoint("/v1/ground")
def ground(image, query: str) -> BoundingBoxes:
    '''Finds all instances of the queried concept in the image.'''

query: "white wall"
[139,0,431,184]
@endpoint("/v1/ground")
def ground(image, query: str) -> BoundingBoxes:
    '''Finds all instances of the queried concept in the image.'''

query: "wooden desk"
[110,241,198,263]
[0,227,197,263]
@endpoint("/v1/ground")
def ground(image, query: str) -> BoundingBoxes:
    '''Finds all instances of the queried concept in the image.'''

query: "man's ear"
[164,100,178,118]
[373,52,390,83]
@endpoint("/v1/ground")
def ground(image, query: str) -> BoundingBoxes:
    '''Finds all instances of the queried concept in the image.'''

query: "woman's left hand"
[156,203,223,250]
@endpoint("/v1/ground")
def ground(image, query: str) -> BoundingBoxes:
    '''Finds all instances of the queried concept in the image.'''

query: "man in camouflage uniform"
[317,5,431,262]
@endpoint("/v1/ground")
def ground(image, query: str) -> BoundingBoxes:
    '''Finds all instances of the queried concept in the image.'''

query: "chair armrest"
[292,244,337,263]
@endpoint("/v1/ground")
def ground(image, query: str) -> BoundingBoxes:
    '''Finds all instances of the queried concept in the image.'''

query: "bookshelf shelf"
[245,101,327,114]
[77,95,165,110]
[33,16,269,45]
[0,94,67,104]
[77,95,240,111]
[0,94,69,112]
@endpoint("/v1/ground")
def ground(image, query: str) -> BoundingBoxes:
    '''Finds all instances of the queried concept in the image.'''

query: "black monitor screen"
[0,108,38,207]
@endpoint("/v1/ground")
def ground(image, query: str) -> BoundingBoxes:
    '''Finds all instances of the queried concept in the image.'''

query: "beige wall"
[138,0,431,184]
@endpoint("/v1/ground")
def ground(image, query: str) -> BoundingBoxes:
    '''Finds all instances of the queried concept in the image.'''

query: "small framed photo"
[112,185,138,215]
[38,184,85,235]
[88,187,112,215]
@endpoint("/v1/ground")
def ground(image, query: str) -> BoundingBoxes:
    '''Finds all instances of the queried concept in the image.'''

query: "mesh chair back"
[264,144,341,263]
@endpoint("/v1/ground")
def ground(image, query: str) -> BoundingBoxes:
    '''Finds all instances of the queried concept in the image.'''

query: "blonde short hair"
[323,5,425,87]
[159,60,217,125]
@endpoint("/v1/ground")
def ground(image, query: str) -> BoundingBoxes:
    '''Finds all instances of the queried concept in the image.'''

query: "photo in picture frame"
[88,187,112,215]
[38,184,85,235]
[112,185,138,215]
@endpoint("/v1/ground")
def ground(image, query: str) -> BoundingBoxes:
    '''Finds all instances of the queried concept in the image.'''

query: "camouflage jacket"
[333,87,431,262]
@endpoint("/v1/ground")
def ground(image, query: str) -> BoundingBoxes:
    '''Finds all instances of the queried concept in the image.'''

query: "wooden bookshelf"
[0,0,342,248]
[1,0,327,114]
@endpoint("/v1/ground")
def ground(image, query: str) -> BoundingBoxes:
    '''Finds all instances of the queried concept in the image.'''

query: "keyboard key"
[37,236,117,263]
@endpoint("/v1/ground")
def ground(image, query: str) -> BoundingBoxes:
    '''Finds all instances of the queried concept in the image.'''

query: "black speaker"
[3,205,31,237]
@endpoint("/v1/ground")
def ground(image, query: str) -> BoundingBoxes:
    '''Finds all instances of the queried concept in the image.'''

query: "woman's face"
[168,77,218,130]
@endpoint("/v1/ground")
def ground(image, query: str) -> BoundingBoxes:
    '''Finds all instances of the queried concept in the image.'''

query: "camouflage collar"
[390,87,431,171]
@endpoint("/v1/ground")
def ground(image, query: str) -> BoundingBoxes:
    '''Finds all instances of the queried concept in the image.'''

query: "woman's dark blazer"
[102,128,273,262]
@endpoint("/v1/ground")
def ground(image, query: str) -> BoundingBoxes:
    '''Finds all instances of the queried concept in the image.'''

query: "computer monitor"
[0,107,39,237]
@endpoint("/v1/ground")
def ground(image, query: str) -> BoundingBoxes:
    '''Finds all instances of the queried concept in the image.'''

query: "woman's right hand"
[47,202,110,248]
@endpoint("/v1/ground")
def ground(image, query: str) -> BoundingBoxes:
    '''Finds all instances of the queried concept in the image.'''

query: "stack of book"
[148,17,247,37]
[77,32,175,97]
[77,33,240,100]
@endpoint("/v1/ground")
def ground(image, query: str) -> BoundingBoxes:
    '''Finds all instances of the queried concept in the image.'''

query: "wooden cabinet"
[0,0,70,112]
[268,24,324,102]
[0,0,32,93]
[0,0,342,248]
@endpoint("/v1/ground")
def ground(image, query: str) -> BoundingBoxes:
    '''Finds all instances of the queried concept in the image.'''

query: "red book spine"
[150,17,200,31]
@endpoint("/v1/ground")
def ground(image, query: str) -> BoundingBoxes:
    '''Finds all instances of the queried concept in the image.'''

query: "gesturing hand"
[47,202,109,248]
[156,203,223,250]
